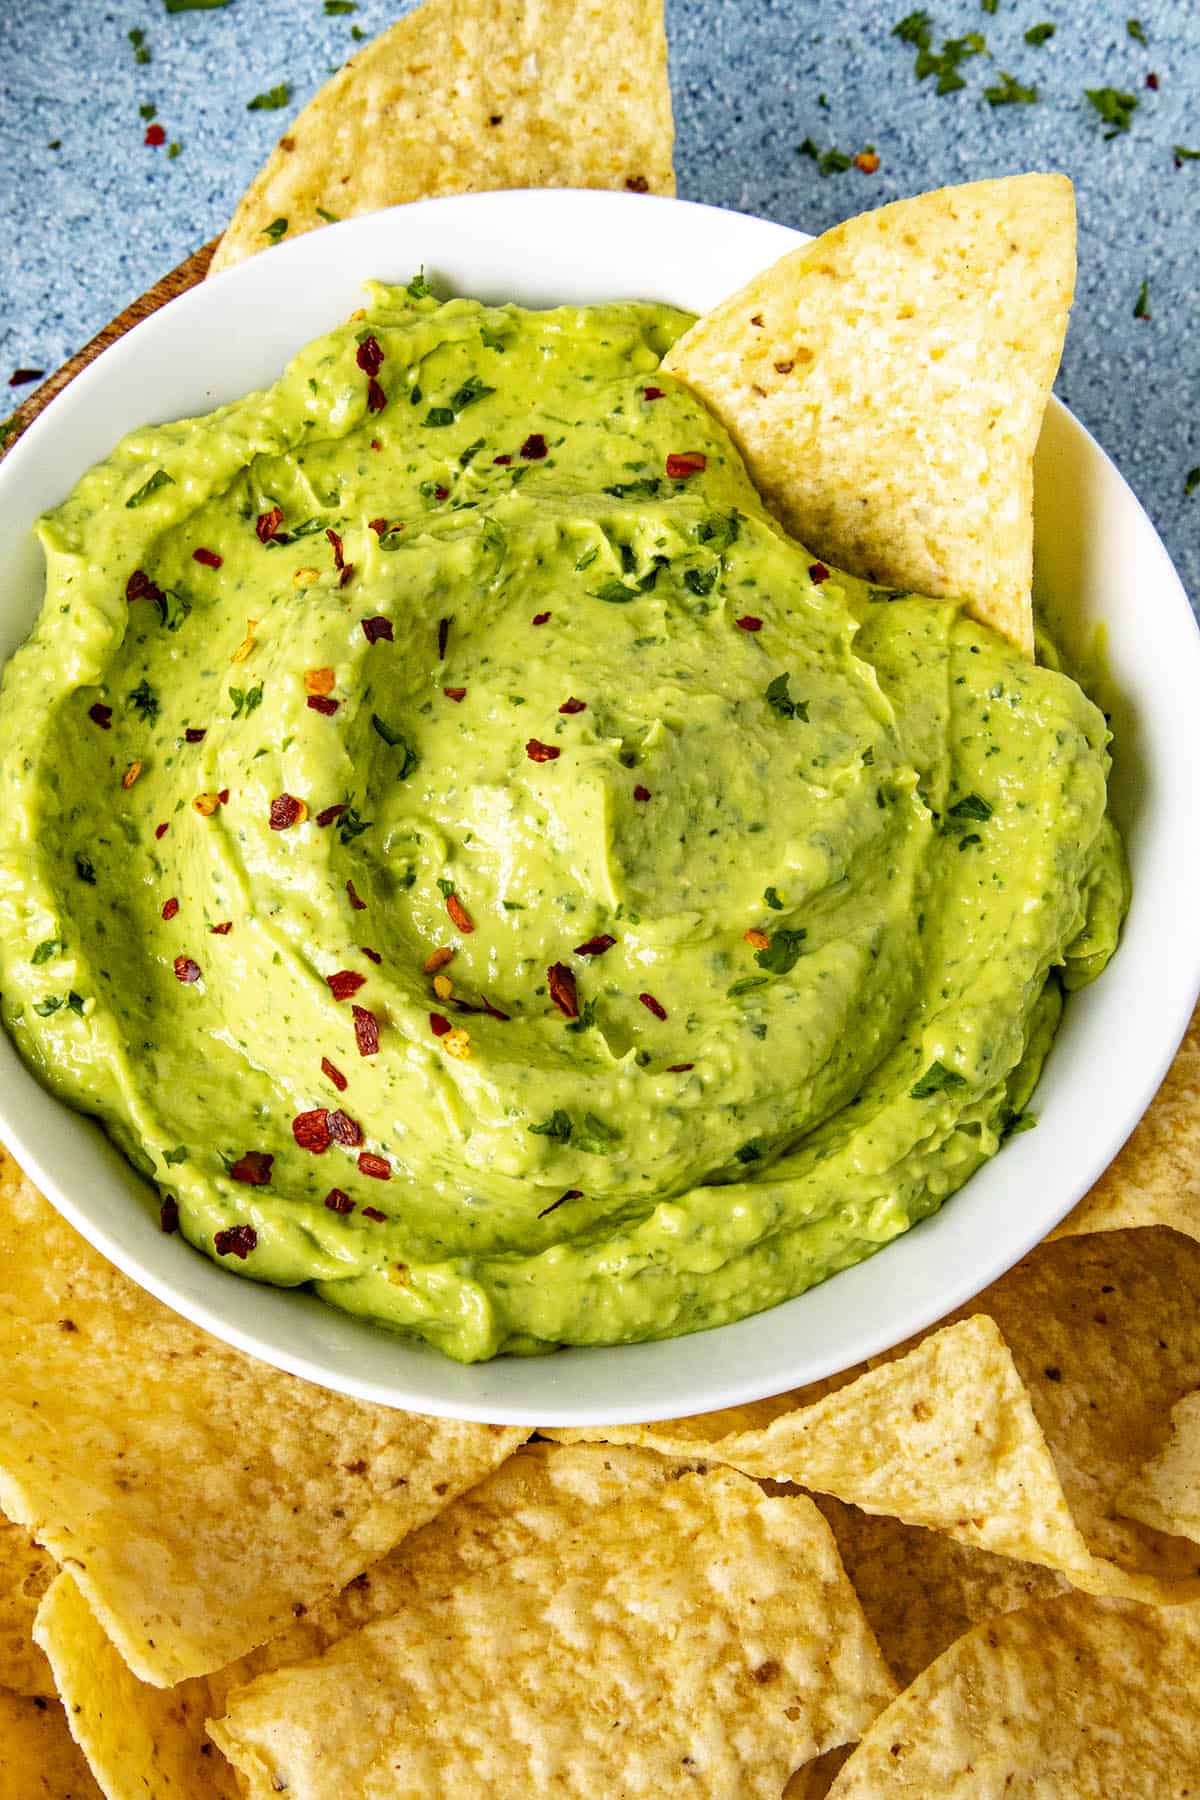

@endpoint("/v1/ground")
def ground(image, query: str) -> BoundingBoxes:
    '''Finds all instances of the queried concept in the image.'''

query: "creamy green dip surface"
[0,281,1127,1361]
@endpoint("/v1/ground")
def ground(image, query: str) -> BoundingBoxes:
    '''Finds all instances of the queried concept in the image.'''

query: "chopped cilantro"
[1085,87,1138,135]
[163,1145,189,1165]
[591,579,639,604]
[985,72,1037,103]
[528,1109,573,1144]
[946,792,993,822]
[734,1140,763,1164]
[459,437,486,467]
[127,679,159,722]
[479,323,507,351]
[125,468,174,509]
[981,0,997,11]
[128,26,151,63]
[892,10,933,47]
[728,975,770,997]
[765,674,809,721]
[1023,21,1054,44]
[424,376,495,427]
[566,998,598,1034]
[1134,280,1151,320]
[1175,145,1200,162]
[603,477,661,500]
[31,939,61,965]
[336,807,370,843]
[324,0,358,11]
[763,887,784,911]
[1126,17,1147,42]
[33,996,62,1016]
[684,566,718,596]
[797,137,853,176]
[754,927,807,975]
[1186,467,1200,497]
[163,0,231,11]
[67,991,85,1015]
[1001,1108,1038,1140]
[576,1112,621,1153]
[315,206,340,223]
[406,270,433,299]
[159,588,191,631]
[574,545,599,572]
[371,715,418,777]
[696,511,739,552]
[139,102,157,120]
[74,853,96,885]
[247,84,291,111]
[168,140,182,158]
[910,1060,967,1099]
[261,217,289,243]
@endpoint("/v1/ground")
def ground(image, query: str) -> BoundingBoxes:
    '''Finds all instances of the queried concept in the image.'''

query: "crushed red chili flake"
[326,527,346,570]
[269,793,306,831]
[357,1153,391,1181]
[173,956,201,984]
[366,376,387,414]
[808,562,830,584]
[361,1205,388,1220]
[126,568,163,606]
[184,727,207,743]
[526,739,561,763]
[346,879,367,911]
[633,784,652,802]
[531,610,551,625]
[256,507,284,543]
[493,453,512,465]
[361,946,382,964]
[367,517,388,535]
[355,335,384,378]
[643,386,665,400]
[160,1195,180,1233]
[88,702,113,730]
[639,992,668,1021]
[218,788,230,805]
[520,433,548,461]
[155,821,170,840]
[437,617,450,659]
[144,123,166,147]
[338,563,355,588]
[307,694,339,715]
[538,1187,583,1219]
[161,897,179,921]
[192,547,223,569]
[478,995,511,1021]
[327,970,367,1000]
[735,615,763,632]
[1147,71,1159,89]
[370,439,381,451]
[547,961,579,1019]
[325,1188,354,1213]
[329,1107,363,1145]
[443,686,467,702]
[559,697,586,714]
[430,1011,452,1037]
[210,921,233,935]
[214,1224,258,1257]
[8,368,44,386]
[666,452,706,478]
[433,485,449,500]
[316,802,347,828]
[445,892,475,934]
[352,1004,380,1056]
[229,1150,273,1186]
[321,1055,348,1092]
[574,934,616,957]
[293,1108,332,1154]
[361,615,393,643]
[667,1063,695,1072]
[625,174,650,192]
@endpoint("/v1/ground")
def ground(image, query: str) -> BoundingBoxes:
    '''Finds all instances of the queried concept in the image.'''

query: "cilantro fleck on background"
[0,0,1197,606]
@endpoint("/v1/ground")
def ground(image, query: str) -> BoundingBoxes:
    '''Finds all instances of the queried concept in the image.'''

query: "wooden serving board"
[3,239,219,453]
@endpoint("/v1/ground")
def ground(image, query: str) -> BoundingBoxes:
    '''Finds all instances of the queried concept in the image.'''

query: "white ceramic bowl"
[2,190,1198,1425]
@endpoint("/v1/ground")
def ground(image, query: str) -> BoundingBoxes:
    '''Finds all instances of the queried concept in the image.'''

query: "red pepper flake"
[218,788,230,805]
[633,784,652,802]
[735,615,763,632]
[307,694,339,716]
[355,335,384,378]
[316,802,347,828]
[526,739,561,763]
[8,368,44,387]
[478,994,511,1021]
[625,174,650,192]
[357,1153,391,1181]
[493,453,512,466]
[808,562,830,584]
[210,921,233,935]
[325,1188,354,1214]
[361,946,382,964]
[185,727,207,743]
[361,616,393,643]
[161,897,179,921]
[327,969,367,1000]
[144,123,166,147]
[667,1063,695,1072]
[88,702,113,730]
[293,1108,332,1154]
[430,1011,452,1037]
[366,376,387,414]
[853,149,881,174]
[126,568,163,606]
[321,1055,348,1092]
[370,439,381,452]
[326,527,346,570]
[643,386,665,400]
[559,697,586,715]
[531,611,551,626]
[445,892,475,934]
[367,517,388,535]
[1147,71,1159,89]
[329,1107,363,1146]
[666,452,706,479]
[639,992,668,1021]
[269,793,307,831]
[437,617,450,659]
[352,1004,380,1056]
[338,563,355,589]
[255,507,284,543]
[173,956,201,984]
[433,486,449,501]
[520,433,548,461]
[192,547,223,569]
[574,934,616,957]
[214,1224,258,1257]
[160,1195,180,1233]
[547,961,579,1019]
[346,878,367,911]
[361,1205,388,1220]
[155,821,170,840]
[229,1151,273,1186]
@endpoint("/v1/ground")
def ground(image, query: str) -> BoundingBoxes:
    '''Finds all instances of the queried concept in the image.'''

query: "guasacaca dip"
[0,281,1128,1361]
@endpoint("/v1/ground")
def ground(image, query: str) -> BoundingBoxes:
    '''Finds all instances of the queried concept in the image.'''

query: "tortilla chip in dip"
[210,0,675,275]
[663,174,1076,656]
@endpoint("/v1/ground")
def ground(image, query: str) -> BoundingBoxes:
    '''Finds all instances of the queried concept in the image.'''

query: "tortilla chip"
[826,1590,1200,1797]
[210,0,674,276]
[0,1688,101,1799]
[0,1147,525,1686]
[1053,1000,1200,1242]
[211,1461,896,1798]
[0,1516,55,1698]
[1118,1390,1200,1546]
[663,174,1076,656]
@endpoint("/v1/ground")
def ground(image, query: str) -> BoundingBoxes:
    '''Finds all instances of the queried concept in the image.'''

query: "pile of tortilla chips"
[5,0,1200,1790]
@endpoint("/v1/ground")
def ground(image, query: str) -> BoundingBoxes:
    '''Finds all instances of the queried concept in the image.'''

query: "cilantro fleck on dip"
[0,281,1127,1361]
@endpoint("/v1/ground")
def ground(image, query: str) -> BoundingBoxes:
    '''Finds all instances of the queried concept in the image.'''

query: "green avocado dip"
[0,280,1128,1362]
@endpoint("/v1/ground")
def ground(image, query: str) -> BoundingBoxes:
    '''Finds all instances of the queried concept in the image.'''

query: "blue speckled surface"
[1,0,1196,602]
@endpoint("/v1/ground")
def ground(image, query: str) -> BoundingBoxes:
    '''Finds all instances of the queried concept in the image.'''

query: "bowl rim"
[1,185,1198,1426]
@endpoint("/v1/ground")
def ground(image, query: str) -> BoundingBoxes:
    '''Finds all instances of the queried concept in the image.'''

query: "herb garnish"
[247,84,291,111]
[1186,467,1200,498]
[32,939,61,965]
[797,137,854,176]
[371,715,418,778]
[765,674,809,721]
[1024,21,1054,44]
[985,72,1037,104]
[910,1060,968,1099]
[763,887,783,911]
[163,0,231,11]
[125,469,175,509]
[1133,281,1151,320]
[728,975,770,997]
[261,217,289,243]
[946,792,993,823]
[1085,87,1138,136]
[1126,17,1147,42]
[529,1109,573,1144]
[336,806,371,843]
[754,927,808,975]
[424,375,495,428]
[128,679,160,722]
[128,27,151,63]
[74,853,96,885]
[229,682,263,719]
